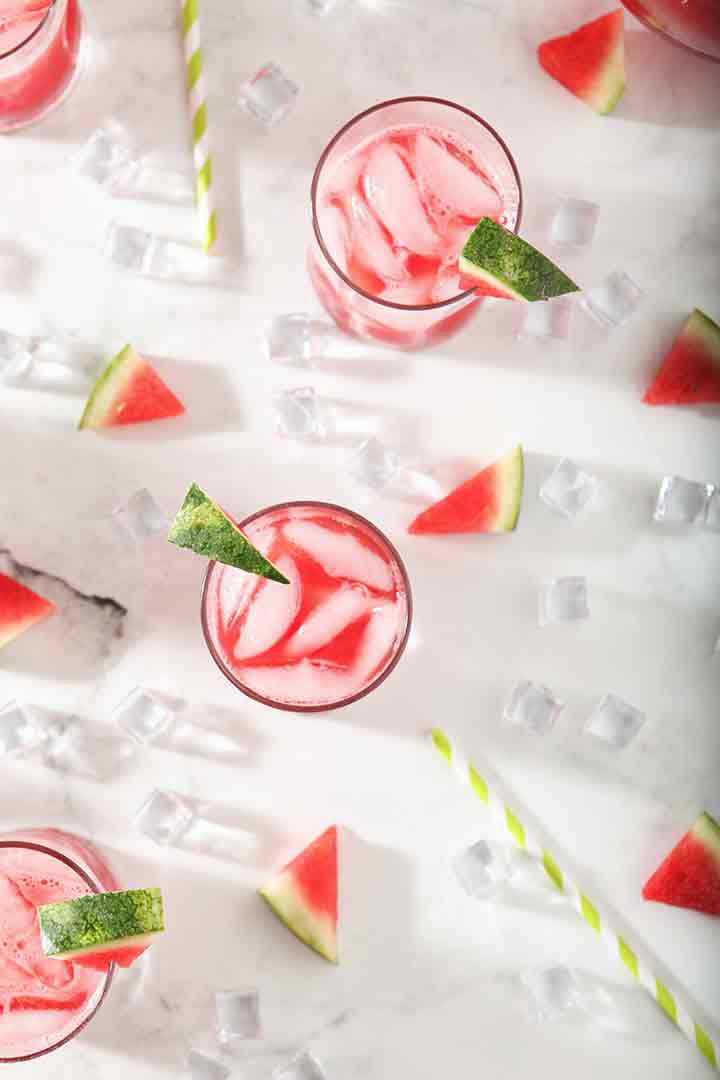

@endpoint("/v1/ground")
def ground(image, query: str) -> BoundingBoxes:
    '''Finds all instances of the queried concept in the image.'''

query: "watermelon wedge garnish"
[0,572,56,649]
[643,813,720,917]
[259,826,338,963]
[408,446,524,535]
[538,10,626,116]
[38,888,165,972]
[643,309,720,406]
[459,219,579,302]
[78,344,185,430]
[168,483,289,584]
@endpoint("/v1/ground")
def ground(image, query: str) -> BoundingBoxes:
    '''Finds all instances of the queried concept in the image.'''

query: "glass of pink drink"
[308,96,522,350]
[202,502,412,712]
[0,0,83,132]
[0,828,118,1063]
[621,0,720,61]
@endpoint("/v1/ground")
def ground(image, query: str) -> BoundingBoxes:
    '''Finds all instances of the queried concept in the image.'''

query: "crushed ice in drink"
[504,681,564,735]
[540,458,597,518]
[74,123,139,192]
[538,577,589,626]
[348,437,399,489]
[215,988,261,1046]
[113,687,176,744]
[106,223,214,283]
[238,62,299,127]
[550,197,599,248]
[581,271,645,327]
[451,839,498,899]
[273,1051,327,1080]
[264,313,314,366]
[135,788,195,845]
[112,489,168,545]
[518,297,572,341]
[0,329,33,384]
[0,700,46,755]
[522,965,580,1022]
[186,1049,230,1080]
[584,693,646,749]
[273,387,327,440]
[654,475,709,526]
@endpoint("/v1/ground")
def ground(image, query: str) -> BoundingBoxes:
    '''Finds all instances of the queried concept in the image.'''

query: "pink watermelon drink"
[0,0,83,132]
[0,830,118,1062]
[202,502,412,712]
[621,0,720,62]
[309,97,522,350]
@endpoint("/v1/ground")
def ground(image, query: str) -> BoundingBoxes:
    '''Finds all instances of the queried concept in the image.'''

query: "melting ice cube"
[348,437,400,490]
[264,313,314,367]
[238,63,299,127]
[584,693,646,749]
[518,297,572,342]
[522,965,580,1022]
[504,681,564,735]
[0,701,46,755]
[550,197,599,248]
[540,458,597,518]
[111,489,169,546]
[654,475,711,527]
[451,840,498,899]
[273,387,327,439]
[186,1049,230,1080]
[113,688,176,744]
[273,1051,327,1080]
[135,789,195,846]
[581,271,645,328]
[538,577,589,626]
[215,988,261,1046]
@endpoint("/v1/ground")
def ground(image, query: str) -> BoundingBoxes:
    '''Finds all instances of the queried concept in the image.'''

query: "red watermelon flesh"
[643,812,720,916]
[259,826,338,963]
[78,345,185,430]
[538,10,626,116]
[0,572,56,649]
[72,943,149,972]
[408,445,524,535]
[643,309,720,405]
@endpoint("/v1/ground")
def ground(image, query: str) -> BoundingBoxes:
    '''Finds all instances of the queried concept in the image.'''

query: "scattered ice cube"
[654,475,709,526]
[113,688,176,744]
[451,839,499,899]
[584,693,646,748]
[581,271,645,327]
[518,297,572,342]
[0,701,46,755]
[540,458,597,518]
[106,223,214,283]
[304,0,337,12]
[273,1051,327,1080]
[74,123,139,192]
[705,487,720,532]
[264,313,314,367]
[522,965,580,1022]
[538,577,589,626]
[186,1049,230,1080]
[504,681,564,735]
[238,62,299,127]
[273,387,327,439]
[348,437,400,489]
[550,197,599,248]
[106,222,152,273]
[0,329,34,384]
[135,788,195,845]
[215,988,261,1046]
[112,489,169,545]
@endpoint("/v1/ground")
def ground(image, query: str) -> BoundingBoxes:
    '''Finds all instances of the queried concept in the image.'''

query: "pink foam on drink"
[0,844,107,1060]
[316,124,505,307]
[204,504,411,709]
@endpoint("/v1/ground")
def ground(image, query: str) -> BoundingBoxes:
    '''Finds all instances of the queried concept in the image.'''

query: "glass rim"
[310,95,523,313]
[0,838,115,1064]
[0,0,58,62]
[201,499,413,714]
[619,0,720,63]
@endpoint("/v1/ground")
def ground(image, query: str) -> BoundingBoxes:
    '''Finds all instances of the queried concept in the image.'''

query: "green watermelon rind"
[496,444,525,531]
[78,344,140,431]
[459,219,579,302]
[259,871,338,964]
[692,812,720,861]
[587,33,625,116]
[168,483,290,584]
[38,888,164,959]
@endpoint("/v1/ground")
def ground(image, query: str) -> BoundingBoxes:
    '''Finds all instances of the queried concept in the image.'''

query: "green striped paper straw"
[430,728,718,1072]
[181,0,217,253]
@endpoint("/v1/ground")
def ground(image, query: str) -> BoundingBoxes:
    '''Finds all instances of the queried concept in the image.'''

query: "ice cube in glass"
[582,271,645,327]
[135,789,195,845]
[273,1051,327,1080]
[238,63,299,127]
[518,297,572,341]
[0,700,46,755]
[540,458,597,518]
[348,437,399,489]
[113,688,176,744]
[186,1049,230,1080]
[584,693,646,748]
[504,681,564,735]
[264,313,313,366]
[273,387,327,439]
[112,489,168,545]
[551,197,599,248]
[451,839,499,899]
[654,475,709,526]
[522,965,580,1022]
[538,577,589,626]
[215,988,261,1046]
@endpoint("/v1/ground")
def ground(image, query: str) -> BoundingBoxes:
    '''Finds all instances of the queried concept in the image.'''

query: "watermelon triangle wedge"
[408,446,524,535]
[78,345,185,430]
[643,812,720,917]
[259,826,338,963]
[643,309,720,406]
[538,10,626,116]
[0,572,56,649]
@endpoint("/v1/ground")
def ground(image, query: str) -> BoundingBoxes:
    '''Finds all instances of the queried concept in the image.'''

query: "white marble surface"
[1,0,720,1076]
